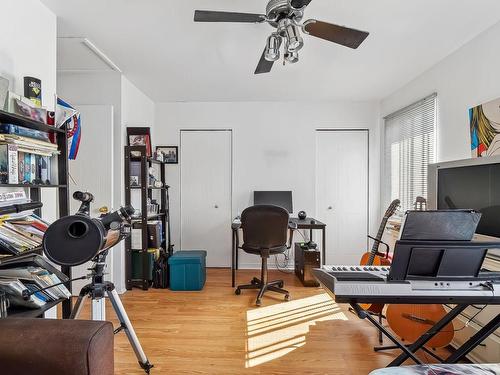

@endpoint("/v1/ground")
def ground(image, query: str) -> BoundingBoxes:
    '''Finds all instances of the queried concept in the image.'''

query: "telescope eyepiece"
[73,191,94,203]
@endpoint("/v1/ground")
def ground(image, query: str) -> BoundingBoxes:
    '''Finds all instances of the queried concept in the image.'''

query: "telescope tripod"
[70,254,153,374]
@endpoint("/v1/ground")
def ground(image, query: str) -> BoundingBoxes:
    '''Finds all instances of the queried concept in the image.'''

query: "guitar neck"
[368,217,389,263]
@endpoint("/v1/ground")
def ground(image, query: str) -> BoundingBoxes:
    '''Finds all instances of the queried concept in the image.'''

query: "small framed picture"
[127,127,152,157]
[156,146,178,164]
[130,175,140,187]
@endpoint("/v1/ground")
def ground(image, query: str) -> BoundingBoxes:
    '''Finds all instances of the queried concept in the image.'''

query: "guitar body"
[386,304,454,348]
[359,252,391,267]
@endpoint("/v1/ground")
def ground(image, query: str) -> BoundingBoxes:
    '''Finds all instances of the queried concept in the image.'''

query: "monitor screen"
[437,163,500,238]
[253,191,293,213]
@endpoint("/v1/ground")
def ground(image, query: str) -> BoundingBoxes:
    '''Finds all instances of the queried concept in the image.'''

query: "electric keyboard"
[313,265,500,305]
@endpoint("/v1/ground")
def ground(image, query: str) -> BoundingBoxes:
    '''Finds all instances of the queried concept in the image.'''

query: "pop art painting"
[470,97,500,157]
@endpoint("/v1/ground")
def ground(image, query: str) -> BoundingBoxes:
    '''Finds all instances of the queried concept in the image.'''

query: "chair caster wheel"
[235,288,241,295]
[285,294,291,301]
[251,278,258,285]
[278,282,284,288]
[256,299,262,306]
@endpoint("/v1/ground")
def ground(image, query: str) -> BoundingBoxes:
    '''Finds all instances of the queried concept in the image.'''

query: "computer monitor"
[253,191,293,213]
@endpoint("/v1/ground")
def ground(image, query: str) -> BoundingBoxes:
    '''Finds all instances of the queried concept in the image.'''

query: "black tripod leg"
[107,288,153,374]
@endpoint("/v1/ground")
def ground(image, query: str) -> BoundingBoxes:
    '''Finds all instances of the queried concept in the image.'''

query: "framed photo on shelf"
[156,146,178,164]
[127,127,152,157]
[130,176,140,187]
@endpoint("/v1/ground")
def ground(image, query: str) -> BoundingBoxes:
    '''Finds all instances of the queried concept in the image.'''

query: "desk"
[231,217,326,287]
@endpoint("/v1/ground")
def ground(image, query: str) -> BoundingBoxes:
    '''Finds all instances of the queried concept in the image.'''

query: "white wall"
[120,76,154,290]
[0,0,57,110]
[57,72,154,292]
[381,20,500,163]
[154,101,381,268]
[0,0,58,315]
[121,76,155,138]
[0,0,58,220]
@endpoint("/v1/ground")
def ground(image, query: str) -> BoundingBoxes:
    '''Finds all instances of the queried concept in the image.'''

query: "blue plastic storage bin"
[168,250,207,291]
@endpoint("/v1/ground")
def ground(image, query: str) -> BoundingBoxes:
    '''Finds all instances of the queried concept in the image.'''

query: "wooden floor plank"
[75,269,450,374]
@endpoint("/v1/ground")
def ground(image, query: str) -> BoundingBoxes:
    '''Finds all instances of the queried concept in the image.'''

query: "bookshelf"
[0,109,70,318]
[124,145,172,290]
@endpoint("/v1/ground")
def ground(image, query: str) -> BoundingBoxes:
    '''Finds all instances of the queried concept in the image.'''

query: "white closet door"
[68,105,114,292]
[180,130,232,267]
[316,130,369,264]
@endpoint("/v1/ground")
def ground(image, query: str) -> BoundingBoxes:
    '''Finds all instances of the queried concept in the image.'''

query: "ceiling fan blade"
[194,10,266,23]
[290,0,313,9]
[255,49,274,74]
[303,20,369,49]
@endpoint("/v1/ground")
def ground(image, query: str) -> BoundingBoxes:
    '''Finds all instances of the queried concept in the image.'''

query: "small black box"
[294,243,320,287]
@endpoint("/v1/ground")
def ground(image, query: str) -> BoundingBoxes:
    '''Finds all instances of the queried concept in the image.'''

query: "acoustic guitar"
[386,304,454,348]
[386,196,455,349]
[359,199,400,313]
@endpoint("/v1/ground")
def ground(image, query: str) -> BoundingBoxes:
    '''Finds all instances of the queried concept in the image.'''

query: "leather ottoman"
[0,318,114,375]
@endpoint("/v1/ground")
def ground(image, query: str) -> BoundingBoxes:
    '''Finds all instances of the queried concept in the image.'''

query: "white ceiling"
[42,0,500,103]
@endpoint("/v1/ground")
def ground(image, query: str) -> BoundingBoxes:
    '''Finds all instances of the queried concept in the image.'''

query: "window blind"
[383,93,437,211]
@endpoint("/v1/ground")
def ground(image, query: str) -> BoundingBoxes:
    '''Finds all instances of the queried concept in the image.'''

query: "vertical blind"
[384,93,437,211]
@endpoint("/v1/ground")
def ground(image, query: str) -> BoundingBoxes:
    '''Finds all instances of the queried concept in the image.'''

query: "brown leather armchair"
[0,318,114,375]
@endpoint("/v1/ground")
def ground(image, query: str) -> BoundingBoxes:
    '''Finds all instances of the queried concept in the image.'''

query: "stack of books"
[0,124,59,185]
[0,215,48,255]
[0,191,49,255]
[0,266,71,309]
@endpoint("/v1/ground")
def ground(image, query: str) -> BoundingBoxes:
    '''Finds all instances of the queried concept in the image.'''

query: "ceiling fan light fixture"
[285,23,304,52]
[284,50,299,64]
[264,34,282,62]
[194,0,370,74]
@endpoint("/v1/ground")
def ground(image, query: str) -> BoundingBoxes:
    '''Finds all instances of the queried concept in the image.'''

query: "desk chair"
[235,205,296,306]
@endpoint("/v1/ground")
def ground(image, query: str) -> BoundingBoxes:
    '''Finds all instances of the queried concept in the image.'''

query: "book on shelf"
[23,77,42,108]
[0,134,56,184]
[0,124,50,142]
[0,192,49,255]
[0,144,19,184]
[0,266,70,309]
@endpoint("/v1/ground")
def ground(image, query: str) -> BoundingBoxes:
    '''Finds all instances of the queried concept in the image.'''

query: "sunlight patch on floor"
[245,293,346,368]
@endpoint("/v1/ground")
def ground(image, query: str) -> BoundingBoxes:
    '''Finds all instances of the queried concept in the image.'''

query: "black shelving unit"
[124,145,172,290]
[0,109,70,318]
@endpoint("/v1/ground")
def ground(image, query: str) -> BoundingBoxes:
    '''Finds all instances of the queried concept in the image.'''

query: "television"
[253,191,293,213]
[428,155,500,259]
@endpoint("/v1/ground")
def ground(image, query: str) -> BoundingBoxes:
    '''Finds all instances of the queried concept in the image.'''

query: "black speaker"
[294,243,320,287]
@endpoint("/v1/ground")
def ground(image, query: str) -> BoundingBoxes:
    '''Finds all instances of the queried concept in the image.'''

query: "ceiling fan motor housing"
[266,0,303,27]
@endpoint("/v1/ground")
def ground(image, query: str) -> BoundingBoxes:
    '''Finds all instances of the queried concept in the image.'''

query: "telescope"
[43,191,134,266]
[41,191,153,373]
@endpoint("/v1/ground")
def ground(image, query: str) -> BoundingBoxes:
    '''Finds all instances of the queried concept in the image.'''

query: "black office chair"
[235,205,296,306]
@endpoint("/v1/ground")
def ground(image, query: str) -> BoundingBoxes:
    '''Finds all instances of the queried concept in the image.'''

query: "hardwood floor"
[76,269,448,374]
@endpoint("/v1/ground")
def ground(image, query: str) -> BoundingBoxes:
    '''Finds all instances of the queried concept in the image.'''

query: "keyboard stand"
[374,344,445,362]
[350,303,500,367]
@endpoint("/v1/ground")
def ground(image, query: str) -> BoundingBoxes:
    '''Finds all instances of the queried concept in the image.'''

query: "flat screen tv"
[428,155,500,260]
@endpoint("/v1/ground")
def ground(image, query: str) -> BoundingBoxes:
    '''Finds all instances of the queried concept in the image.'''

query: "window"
[383,93,437,211]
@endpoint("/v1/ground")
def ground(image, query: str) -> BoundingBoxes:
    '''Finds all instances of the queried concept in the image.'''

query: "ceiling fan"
[194,0,369,74]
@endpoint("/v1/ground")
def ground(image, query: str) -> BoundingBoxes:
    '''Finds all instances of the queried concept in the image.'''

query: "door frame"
[315,128,370,251]
[179,129,234,253]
